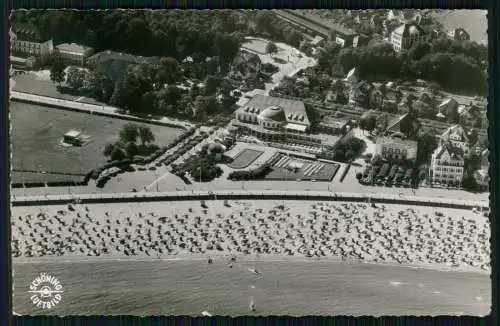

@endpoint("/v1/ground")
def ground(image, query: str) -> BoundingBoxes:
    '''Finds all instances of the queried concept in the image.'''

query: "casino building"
[232,95,338,156]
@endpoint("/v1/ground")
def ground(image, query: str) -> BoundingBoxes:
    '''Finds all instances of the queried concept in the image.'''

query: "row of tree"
[13,10,304,62]
[314,35,487,95]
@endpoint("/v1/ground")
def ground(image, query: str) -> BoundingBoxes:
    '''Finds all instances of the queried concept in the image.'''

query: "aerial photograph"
[10,9,490,316]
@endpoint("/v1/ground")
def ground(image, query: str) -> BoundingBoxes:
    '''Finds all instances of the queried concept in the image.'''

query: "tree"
[103,143,116,157]
[408,42,432,61]
[255,11,275,35]
[284,29,302,48]
[359,113,376,133]
[110,147,127,162]
[66,67,85,89]
[266,41,279,56]
[214,33,240,65]
[50,59,66,86]
[138,126,155,146]
[204,75,222,95]
[155,57,181,85]
[119,123,139,143]
[416,132,438,164]
[125,141,139,157]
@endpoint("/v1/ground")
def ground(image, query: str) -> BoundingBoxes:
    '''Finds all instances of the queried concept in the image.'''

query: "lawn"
[11,102,185,182]
[12,72,105,106]
[265,153,340,181]
[227,149,264,169]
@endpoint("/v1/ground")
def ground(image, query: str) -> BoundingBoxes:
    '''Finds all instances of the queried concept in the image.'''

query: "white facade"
[375,136,418,162]
[390,24,423,52]
[11,34,54,57]
[430,146,464,186]
[56,43,94,66]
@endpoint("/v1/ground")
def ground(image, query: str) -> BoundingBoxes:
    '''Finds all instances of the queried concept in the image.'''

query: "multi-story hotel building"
[55,43,94,66]
[429,144,465,186]
[10,24,54,59]
[390,23,423,52]
[375,134,418,162]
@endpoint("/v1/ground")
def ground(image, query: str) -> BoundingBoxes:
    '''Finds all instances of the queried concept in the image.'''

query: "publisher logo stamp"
[28,273,64,309]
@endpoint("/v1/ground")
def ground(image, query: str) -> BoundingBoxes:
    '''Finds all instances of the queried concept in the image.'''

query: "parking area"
[358,162,425,188]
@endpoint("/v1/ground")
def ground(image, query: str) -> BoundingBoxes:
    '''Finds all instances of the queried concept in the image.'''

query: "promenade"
[11,189,489,209]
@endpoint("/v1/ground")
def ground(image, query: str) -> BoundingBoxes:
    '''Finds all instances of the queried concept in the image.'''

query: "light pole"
[154,172,159,192]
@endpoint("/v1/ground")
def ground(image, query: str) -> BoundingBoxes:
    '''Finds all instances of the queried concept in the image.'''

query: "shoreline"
[13,252,490,276]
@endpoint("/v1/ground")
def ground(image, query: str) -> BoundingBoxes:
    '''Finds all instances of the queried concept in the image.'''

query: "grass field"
[11,102,185,181]
[227,149,264,169]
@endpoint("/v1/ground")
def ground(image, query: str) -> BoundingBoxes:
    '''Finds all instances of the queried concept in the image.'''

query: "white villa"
[429,144,465,187]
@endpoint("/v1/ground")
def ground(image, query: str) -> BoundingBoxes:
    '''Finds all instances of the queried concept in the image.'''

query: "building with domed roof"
[257,105,287,129]
[235,95,310,133]
[390,23,424,52]
[233,95,340,155]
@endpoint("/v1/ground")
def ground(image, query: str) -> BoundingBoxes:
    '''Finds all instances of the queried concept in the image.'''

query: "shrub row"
[228,164,272,181]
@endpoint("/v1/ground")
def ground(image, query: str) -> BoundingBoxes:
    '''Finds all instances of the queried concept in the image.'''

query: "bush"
[228,164,272,180]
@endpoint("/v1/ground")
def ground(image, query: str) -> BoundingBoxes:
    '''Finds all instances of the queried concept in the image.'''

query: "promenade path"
[11,189,489,209]
[10,91,194,130]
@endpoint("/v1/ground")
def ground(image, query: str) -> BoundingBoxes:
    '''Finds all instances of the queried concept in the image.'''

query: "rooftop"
[56,43,93,56]
[11,24,47,43]
[87,50,153,65]
[65,130,81,138]
[237,95,310,126]
[392,23,423,36]
[441,124,469,142]
[377,136,417,147]
[434,143,464,161]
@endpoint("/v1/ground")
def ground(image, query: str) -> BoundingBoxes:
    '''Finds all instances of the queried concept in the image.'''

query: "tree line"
[315,35,487,95]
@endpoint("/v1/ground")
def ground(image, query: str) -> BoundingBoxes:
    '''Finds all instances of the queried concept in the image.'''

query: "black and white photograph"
[9,9,490,316]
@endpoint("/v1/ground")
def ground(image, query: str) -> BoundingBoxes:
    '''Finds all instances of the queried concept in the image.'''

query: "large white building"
[10,25,54,58]
[55,43,94,66]
[235,95,310,133]
[440,124,469,154]
[429,144,465,187]
[390,23,423,52]
[375,134,418,162]
[232,95,339,156]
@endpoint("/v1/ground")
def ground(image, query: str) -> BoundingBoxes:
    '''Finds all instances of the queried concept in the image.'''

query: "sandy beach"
[12,200,490,272]
[11,199,491,315]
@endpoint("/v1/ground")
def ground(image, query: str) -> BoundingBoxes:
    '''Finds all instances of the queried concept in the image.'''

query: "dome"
[258,106,286,122]
[208,142,226,153]
[391,132,406,139]
[407,25,421,35]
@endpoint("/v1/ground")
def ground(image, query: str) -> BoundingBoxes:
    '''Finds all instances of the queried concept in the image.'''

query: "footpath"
[11,189,489,210]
